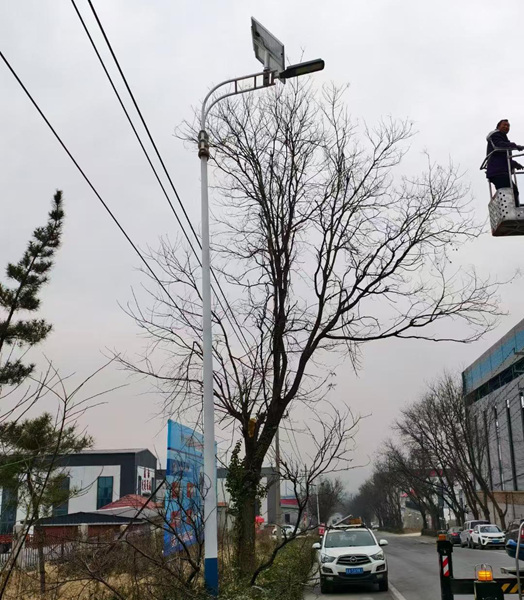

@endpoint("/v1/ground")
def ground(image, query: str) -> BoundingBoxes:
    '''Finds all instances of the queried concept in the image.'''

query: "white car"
[470,524,505,549]
[312,526,388,593]
[459,519,489,547]
[271,524,301,539]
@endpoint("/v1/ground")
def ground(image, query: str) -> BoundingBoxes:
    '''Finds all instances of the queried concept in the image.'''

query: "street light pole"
[197,21,324,596]
[198,128,218,596]
[198,70,277,595]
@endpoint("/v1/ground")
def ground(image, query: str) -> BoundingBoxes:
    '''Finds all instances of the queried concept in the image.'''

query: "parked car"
[505,519,524,545]
[271,524,301,539]
[446,527,461,545]
[470,524,505,549]
[312,523,388,593]
[460,520,490,548]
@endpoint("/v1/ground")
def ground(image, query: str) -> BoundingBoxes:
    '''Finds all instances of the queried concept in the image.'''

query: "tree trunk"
[236,486,257,576]
[486,490,507,529]
[420,510,428,530]
[36,526,46,597]
[452,508,463,526]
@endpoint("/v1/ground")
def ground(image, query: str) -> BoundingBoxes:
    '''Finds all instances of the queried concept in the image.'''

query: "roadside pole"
[437,538,454,600]
[275,427,282,541]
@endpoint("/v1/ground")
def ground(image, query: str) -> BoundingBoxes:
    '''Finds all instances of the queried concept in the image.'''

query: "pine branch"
[0,191,64,386]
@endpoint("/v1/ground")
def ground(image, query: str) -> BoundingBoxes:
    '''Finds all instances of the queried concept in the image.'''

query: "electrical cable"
[0,49,186,320]
[80,0,252,355]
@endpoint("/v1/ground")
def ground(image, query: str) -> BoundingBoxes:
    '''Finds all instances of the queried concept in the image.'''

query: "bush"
[220,537,315,600]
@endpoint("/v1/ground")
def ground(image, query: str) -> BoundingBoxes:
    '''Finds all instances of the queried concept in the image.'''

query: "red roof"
[100,494,161,510]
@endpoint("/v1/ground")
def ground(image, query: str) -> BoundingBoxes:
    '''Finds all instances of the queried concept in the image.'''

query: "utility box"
[473,580,504,599]
[489,188,524,236]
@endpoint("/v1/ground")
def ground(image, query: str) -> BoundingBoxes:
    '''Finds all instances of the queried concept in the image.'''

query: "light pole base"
[205,557,219,597]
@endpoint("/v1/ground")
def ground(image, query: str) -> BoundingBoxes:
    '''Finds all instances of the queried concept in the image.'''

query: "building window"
[0,488,17,535]
[97,476,114,509]
[483,411,493,490]
[506,396,518,491]
[52,477,70,517]
[493,407,504,490]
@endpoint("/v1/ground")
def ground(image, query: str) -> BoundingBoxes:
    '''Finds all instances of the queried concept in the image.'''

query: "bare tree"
[122,81,500,573]
[308,477,345,525]
[250,408,357,586]
[0,362,114,597]
[383,443,444,529]
[394,374,509,528]
[350,462,403,530]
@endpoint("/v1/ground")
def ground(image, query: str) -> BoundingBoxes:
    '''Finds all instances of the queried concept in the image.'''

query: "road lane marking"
[390,582,409,600]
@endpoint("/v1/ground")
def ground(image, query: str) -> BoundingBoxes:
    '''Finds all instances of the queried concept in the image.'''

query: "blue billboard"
[164,420,204,555]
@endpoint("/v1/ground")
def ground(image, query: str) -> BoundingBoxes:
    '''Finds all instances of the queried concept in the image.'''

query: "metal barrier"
[437,539,520,598]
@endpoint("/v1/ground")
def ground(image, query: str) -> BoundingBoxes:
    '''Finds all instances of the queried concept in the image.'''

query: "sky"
[2,0,524,495]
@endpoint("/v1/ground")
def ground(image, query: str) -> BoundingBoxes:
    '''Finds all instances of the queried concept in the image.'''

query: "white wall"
[217,475,271,524]
[8,465,124,526]
[66,465,121,513]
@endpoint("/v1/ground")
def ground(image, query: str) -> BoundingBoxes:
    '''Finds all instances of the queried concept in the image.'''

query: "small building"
[0,448,158,537]
[281,497,301,526]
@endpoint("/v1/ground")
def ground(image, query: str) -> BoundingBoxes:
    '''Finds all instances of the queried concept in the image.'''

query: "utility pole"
[275,427,282,538]
[316,482,321,526]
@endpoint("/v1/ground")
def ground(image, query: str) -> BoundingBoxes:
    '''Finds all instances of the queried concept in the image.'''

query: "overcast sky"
[2,0,524,493]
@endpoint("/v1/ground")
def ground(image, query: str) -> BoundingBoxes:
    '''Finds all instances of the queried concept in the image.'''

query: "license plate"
[346,567,363,575]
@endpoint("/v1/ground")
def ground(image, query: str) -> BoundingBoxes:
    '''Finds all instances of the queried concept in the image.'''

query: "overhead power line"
[72,0,251,355]
[0,50,186,321]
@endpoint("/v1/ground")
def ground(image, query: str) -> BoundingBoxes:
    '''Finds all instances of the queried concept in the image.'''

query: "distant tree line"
[348,374,510,531]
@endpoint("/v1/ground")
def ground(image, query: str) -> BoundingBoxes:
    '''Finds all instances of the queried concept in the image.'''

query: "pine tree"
[0,413,93,517]
[0,191,65,387]
[0,412,92,595]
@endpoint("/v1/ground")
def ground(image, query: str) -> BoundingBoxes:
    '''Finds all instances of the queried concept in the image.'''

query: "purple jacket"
[486,130,522,178]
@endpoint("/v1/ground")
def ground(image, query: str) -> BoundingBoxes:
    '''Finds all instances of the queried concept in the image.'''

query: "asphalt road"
[304,532,520,600]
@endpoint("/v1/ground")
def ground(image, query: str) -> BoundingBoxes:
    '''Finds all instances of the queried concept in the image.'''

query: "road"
[304,532,520,600]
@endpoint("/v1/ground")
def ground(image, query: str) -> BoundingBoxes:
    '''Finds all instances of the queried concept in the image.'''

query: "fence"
[0,540,75,571]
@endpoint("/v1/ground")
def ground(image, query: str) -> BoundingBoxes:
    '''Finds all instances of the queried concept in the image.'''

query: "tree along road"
[304,532,520,600]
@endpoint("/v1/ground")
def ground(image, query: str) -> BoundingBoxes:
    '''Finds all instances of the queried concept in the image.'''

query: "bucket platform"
[489,188,524,236]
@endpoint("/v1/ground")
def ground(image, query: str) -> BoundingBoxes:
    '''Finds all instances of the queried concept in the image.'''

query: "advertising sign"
[164,420,204,555]
[137,466,154,495]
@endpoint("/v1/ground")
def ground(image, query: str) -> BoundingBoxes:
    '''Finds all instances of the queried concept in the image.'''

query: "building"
[217,466,276,526]
[463,318,524,520]
[0,448,158,537]
[36,511,150,545]
[281,497,301,526]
